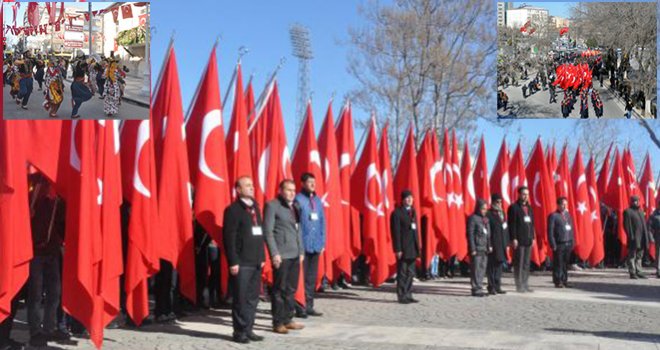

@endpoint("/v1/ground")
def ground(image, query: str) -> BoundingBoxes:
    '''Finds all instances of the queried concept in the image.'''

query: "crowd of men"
[1,172,659,349]
[3,49,127,119]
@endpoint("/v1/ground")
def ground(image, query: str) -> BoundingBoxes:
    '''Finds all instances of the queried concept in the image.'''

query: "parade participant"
[70,62,93,119]
[467,199,492,297]
[42,57,64,118]
[507,186,535,293]
[223,176,266,344]
[264,180,305,334]
[87,57,98,95]
[15,51,35,109]
[580,89,589,118]
[648,198,660,278]
[561,95,570,118]
[7,59,20,100]
[390,190,420,304]
[549,83,557,103]
[623,196,651,279]
[34,58,45,91]
[294,173,326,318]
[548,197,574,288]
[487,194,508,295]
[625,97,633,119]
[103,59,126,117]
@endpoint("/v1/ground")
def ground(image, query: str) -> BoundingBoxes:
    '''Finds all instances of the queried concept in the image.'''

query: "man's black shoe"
[488,289,497,295]
[48,329,72,341]
[307,309,323,317]
[630,274,638,279]
[408,298,419,303]
[295,311,308,319]
[233,335,250,344]
[29,334,48,347]
[246,332,264,341]
[398,299,411,304]
[636,273,647,279]
[496,289,507,294]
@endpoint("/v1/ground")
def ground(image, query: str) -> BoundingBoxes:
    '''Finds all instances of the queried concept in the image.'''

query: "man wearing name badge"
[486,194,509,295]
[263,179,306,334]
[222,176,266,344]
[623,195,652,279]
[467,199,493,297]
[548,197,575,288]
[507,186,535,293]
[294,173,326,318]
[390,190,420,304]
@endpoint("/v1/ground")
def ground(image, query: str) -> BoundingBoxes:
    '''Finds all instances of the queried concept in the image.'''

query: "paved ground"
[7,267,660,349]
[2,80,148,120]
[497,73,630,119]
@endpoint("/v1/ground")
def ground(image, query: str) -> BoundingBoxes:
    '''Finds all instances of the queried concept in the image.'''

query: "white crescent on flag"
[198,109,224,182]
[258,145,271,194]
[365,163,384,216]
[532,172,542,207]
[70,120,81,172]
[430,161,443,202]
[133,119,151,198]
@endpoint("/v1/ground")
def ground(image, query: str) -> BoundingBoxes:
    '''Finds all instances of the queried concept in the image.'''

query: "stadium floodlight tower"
[289,23,313,129]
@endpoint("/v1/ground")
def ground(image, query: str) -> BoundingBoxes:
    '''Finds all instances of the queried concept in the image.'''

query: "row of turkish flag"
[552,63,593,91]
[2,42,660,350]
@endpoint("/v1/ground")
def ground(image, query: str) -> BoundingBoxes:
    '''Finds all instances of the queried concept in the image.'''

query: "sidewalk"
[600,78,652,119]
[65,74,150,108]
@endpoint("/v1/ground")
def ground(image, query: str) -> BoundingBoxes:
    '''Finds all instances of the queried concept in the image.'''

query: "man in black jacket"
[548,197,575,288]
[623,196,651,279]
[390,190,420,304]
[468,199,492,297]
[223,176,266,344]
[648,198,660,278]
[487,194,509,295]
[507,186,535,293]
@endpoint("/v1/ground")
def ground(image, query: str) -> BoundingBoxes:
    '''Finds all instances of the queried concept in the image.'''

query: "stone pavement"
[8,267,660,349]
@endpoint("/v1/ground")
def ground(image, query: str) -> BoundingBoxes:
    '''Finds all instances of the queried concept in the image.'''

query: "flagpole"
[151,31,175,104]
[247,56,286,133]
[221,45,248,111]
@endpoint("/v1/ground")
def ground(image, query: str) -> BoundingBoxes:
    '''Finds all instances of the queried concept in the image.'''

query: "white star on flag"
[577,201,588,215]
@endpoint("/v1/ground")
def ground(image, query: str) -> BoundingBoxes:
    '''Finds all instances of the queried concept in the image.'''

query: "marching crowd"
[1,170,659,349]
[3,49,127,119]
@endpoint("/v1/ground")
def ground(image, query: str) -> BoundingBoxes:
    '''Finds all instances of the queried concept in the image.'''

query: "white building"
[550,16,570,29]
[99,2,149,79]
[497,2,513,27]
[506,5,549,29]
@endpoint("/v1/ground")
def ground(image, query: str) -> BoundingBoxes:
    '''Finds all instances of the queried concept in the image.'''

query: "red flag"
[226,64,253,200]
[152,47,196,304]
[450,130,468,260]
[623,148,642,208]
[442,130,458,258]
[245,78,255,127]
[603,150,628,254]
[186,47,230,243]
[317,101,347,281]
[597,144,613,197]
[336,101,361,260]
[461,139,475,216]
[547,143,558,185]
[586,157,604,266]
[61,120,104,348]
[570,147,594,261]
[121,4,133,19]
[474,136,490,206]
[509,142,528,204]
[24,120,63,184]
[96,121,123,329]
[525,139,556,266]
[490,138,511,213]
[639,154,656,259]
[351,119,390,287]
[186,48,231,299]
[111,7,119,22]
[393,125,422,254]
[378,124,397,276]
[120,119,160,326]
[0,120,32,323]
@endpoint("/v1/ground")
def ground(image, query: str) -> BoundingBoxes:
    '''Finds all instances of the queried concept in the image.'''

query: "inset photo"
[497,2,656,119]
[3,1,150,120]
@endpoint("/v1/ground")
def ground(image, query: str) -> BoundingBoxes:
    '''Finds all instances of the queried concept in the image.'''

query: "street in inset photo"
[2,2,150,120]
[497,2,657,119]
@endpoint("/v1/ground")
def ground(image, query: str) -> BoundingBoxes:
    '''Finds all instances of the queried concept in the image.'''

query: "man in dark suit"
[467,199,492,297]
[223,176,266,344]
[507,186,535,293]
[623,196,651,279]
[548,197,575,288]
[487,194,509,295]
[390,190,420,304]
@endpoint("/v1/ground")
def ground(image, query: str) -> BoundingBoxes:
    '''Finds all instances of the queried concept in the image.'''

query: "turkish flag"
[378,124,397,276]
[111,7,119,22]
[509,142,528,207]
[318,102,347,282]
[244,78,255,127]
[336,101,361,260]
[121,4,133,19]
[24,120,63,184]
[152,46,196,304]
[0,120,32,324]
[639,153,656,259]
[393,125,422,256]
[546,143,558,186]
[570,147,594,261]
[96,120,123,329]
[186,48,230,243]
[604,150,628,255]
[490,138,511,213]
[351,119,390,287]
[586,157,604,266]
[416,131,444,262]
[623,149,642,208]
[450,130,468,260]
[442,131,458,258]
[461,139,475,217]
[597,143,613,200]
[226,64,253,200]
[524,139,555,266]
[60,120,104,348]
[120,119,160,326]
[291,102,325,303]
[186,48,231,299]
[474,136,490,206]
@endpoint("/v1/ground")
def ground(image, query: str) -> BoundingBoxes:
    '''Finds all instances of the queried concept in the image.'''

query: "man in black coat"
[223,176,266,344]
[507,186,535,293]
[548,197,575,288]
[648,198,660,278]
[487,194,509,295]
[467,199,492,297]
[623,196,651,279]
[390,190,420,304]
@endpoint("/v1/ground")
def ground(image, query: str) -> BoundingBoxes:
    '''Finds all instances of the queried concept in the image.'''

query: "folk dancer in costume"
[42,57,64,118]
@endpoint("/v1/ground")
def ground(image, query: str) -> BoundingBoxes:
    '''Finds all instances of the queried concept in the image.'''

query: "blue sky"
[147,0,658,173]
